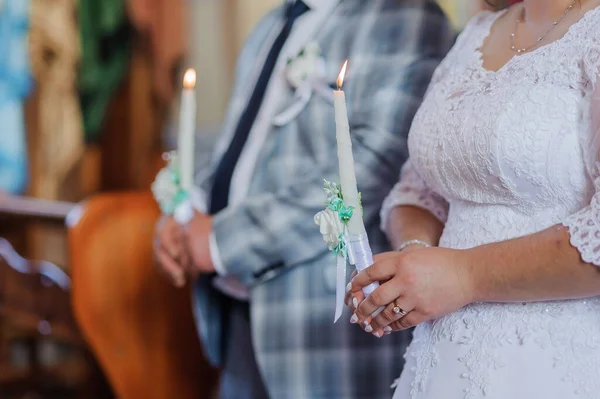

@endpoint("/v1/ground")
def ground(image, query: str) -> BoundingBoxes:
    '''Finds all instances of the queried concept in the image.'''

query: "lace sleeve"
[380,159,449,233]
[562,39,600,265]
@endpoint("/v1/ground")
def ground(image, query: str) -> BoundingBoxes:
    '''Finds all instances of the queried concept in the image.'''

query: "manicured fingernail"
[384,326,392,333]
[365,325,373,333]
[346,282,352,293]
[350,314,358,324]
[384,331,391,335]
[373,332,381,338]
[363,320,370,327]
[352,297,358,308]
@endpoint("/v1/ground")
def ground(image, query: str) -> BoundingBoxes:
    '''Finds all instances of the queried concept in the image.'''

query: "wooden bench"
[0,195,110,398]
[0,192,218,398]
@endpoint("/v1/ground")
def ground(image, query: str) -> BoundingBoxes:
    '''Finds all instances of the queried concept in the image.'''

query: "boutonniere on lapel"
[273,42,334,126]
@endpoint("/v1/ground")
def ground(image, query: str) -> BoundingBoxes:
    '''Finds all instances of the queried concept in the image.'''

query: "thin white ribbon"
[272,83,314,126]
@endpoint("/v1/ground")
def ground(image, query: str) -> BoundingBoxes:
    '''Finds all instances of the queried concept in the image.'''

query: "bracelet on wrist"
[396,239,431,252]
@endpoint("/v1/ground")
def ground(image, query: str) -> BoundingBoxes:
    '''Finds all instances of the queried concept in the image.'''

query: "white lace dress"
[381,9,600,399]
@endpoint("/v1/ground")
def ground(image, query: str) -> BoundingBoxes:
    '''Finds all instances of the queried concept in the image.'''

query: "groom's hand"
[154,215,187,287]
[182,211,215,277]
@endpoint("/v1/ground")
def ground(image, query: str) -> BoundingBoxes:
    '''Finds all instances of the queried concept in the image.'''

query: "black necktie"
[209,1,310,214]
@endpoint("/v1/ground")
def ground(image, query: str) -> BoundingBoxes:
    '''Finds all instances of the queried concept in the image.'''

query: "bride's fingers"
[345,271,359,310]
[350,258,397,293]
[348,253,395,307]
[369,298,414,335]
[354,278,404,325]
[348,288,366,316]
[388,311,427,332]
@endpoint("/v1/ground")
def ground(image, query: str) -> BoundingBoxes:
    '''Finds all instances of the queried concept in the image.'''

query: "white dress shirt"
[194,0,340,300]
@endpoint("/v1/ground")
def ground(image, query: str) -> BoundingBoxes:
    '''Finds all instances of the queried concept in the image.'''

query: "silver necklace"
[510,0,576,54]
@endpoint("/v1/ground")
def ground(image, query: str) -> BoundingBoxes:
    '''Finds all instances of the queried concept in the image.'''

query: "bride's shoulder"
[582,5,600,37]
[456,8,502,38]
[450,10,498,48]
[580,6,600,86]
[465,10,498,27]
[462,5,514,32]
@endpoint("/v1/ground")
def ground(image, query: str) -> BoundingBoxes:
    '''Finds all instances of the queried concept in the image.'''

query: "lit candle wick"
[337,60,348,91]
[183,68,197,89]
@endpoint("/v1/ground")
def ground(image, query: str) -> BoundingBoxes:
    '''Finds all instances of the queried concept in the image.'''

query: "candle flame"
[183,68,196,89]
[337,60,348,90]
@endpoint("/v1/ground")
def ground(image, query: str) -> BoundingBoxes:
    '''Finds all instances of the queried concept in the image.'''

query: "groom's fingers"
[154,245,186,287]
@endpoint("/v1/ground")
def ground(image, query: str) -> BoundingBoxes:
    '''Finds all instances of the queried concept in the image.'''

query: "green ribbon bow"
[332,233,347,258]
[327,196,354,223]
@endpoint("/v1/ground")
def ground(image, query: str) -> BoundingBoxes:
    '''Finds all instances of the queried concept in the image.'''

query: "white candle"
[332,60,379,311]
[178,68,197,191]
[333,61,366,235]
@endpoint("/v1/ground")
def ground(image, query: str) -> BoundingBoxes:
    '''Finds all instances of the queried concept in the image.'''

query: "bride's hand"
[344,251,412,323]
[348,247,475,337]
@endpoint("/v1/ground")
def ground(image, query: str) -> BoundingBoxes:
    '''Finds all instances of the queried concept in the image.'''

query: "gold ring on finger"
[392,302,408,317]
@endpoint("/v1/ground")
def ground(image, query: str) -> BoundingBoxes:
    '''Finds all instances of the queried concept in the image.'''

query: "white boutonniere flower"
[151,165,179,214]
[273,42,333,126]
[285,42,323,89]
[151,152,186,215]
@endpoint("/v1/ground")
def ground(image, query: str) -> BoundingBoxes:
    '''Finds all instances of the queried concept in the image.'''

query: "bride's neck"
[521,0,578,23]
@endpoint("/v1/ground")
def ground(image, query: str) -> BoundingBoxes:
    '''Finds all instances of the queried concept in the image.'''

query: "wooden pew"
[68,192,218,399]
[0,195,108,398]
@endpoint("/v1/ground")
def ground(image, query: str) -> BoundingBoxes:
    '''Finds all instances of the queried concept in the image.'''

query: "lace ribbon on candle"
[347,233,379,296]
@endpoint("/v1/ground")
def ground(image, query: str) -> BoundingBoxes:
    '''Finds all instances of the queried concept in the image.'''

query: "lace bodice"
[383,8,600,399]
[383,8,600,260]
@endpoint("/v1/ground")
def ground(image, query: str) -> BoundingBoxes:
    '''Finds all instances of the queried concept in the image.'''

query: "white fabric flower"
[285,42,323,89]
[314,207,344,250]
[151,166,178,213]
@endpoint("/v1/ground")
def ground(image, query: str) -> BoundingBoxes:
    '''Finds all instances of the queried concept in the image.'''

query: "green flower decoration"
[151,151,190,215]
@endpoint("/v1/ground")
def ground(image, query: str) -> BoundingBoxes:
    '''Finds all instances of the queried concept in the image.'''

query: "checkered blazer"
[192,1,454,397]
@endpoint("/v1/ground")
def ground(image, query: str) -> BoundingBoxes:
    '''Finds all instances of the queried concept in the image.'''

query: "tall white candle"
[332,60,379,309]
[333,61,366,235]
[178,68,197,191]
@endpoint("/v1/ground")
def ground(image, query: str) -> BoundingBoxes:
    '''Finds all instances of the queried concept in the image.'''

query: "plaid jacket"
[192,1,454,397]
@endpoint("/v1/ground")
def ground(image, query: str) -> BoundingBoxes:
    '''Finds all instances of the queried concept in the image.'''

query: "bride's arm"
[354,212,600,336]
[386,206,444,251]
[468,225,600,303]
[380,160,448,250]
